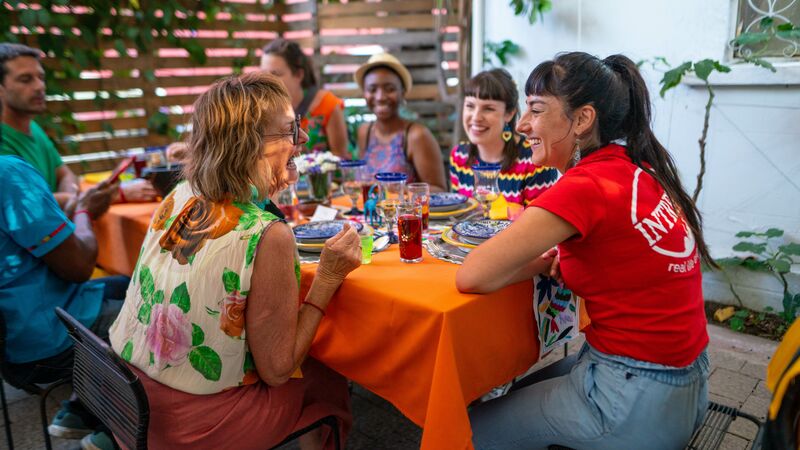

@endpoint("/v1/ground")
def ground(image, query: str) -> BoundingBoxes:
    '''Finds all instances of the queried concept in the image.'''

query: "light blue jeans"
[470,343,709,450]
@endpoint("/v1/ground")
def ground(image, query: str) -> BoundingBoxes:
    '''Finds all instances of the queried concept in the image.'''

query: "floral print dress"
[109,183,295,395]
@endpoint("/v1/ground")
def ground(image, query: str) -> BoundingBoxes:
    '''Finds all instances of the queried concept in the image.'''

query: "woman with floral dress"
[108,72,362,450]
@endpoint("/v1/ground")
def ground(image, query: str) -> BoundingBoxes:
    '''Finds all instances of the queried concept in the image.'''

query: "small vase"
[307,171,332,203]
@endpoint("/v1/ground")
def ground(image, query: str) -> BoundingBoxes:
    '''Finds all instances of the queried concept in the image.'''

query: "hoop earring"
[572,138,582,166]
[501,122,513,143]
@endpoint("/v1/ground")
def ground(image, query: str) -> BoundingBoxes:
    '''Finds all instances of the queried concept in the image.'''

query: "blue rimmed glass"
[340,159,368,216]
[472,163,501,219]
[375,172,408,244]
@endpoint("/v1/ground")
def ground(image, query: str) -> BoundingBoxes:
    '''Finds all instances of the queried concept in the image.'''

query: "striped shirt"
[449,140,559,206]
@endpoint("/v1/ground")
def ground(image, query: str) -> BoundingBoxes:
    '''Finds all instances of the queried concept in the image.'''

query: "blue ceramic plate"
[429,193,468,212]
[293,220,363,241]
[452,220,511,242]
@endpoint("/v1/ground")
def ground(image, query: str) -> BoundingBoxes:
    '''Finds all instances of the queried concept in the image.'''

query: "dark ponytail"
[526,52,716,268]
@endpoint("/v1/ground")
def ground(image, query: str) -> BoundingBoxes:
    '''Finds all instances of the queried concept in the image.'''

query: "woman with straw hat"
[354,52,446,191]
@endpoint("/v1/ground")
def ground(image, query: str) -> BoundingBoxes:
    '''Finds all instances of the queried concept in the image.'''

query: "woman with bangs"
[450,68,558,207]
[108,72,361,450]
[459,53,711,450]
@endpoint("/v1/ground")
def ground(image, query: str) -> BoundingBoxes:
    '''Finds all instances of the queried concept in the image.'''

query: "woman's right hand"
[317,223,362,285]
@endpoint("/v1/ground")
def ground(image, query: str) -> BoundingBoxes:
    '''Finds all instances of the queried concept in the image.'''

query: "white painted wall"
[477,0,800,310]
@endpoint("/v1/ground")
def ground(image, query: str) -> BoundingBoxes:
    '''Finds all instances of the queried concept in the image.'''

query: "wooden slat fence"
[4,0,469,174]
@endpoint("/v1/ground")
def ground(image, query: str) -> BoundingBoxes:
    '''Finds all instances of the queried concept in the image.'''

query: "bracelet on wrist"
[301,300,326,316]
[74,209,92,220]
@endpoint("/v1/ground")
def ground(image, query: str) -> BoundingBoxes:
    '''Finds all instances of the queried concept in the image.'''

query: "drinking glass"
[407,182,430,232]
[375,172,407,244]
[276,185,298,223]
[396,202,423,263]
[340,159,367,215]
[473,163,501,219]
[360,234,374,264]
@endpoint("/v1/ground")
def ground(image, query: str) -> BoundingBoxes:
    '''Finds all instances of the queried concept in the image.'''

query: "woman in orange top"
[261,38,349,158]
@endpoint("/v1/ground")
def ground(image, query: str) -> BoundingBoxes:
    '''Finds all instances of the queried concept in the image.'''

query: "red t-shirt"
[532,144,708,367]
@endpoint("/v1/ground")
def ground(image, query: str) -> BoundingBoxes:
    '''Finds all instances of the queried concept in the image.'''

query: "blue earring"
[501,122,513,142]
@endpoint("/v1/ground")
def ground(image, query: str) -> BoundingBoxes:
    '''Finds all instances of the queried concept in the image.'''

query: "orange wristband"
[301,300,325,316]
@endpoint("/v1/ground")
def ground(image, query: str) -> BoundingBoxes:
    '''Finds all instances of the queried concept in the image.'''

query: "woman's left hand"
[541,247,563,283]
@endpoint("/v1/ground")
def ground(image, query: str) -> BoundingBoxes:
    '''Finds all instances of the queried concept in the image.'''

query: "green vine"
[1,0,265,157]
[508,0,552,25]
[483,39,521,67]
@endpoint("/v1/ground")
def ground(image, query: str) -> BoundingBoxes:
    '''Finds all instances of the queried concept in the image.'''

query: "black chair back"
[55,307,149,450]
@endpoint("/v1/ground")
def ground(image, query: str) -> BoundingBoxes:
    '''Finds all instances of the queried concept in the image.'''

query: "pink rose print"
[145,303,192,369]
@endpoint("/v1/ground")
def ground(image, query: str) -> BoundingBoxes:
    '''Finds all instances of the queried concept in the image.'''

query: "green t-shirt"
[0,122,63,192]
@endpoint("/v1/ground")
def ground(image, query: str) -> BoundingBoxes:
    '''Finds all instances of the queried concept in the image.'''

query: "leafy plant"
[1,1,260,158]
[508,0,553,25]
[716,228,800,324]
[654,57,776,202]
[484,39,521,67]
[731,17,800,59]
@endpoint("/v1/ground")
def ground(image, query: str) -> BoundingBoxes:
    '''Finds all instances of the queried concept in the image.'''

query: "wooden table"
[94,201,542,450]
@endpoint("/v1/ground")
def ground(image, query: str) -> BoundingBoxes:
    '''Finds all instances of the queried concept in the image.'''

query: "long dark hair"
[261,38,318,89]
[525,52,715,268]
[463,68,519,171]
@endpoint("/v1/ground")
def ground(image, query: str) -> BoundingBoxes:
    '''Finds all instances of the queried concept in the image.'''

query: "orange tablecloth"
[94,202,551,449]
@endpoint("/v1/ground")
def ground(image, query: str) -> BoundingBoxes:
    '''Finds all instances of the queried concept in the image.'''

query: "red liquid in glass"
[421,208,429,231]
[398,214,422,261]
[361,183,378,203]
[278,204,297,221]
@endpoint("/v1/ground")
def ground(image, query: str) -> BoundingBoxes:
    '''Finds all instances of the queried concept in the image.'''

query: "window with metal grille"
[733,0,800,58]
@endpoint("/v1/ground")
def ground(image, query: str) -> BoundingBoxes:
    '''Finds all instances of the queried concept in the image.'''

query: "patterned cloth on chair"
[532,275,581,358]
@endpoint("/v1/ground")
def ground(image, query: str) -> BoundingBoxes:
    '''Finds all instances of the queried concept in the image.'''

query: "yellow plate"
[429,197,479,219]
[440,226,477,249]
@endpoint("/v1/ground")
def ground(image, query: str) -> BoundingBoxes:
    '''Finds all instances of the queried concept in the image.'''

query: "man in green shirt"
[0,43,158,209]
[0,43,78,207]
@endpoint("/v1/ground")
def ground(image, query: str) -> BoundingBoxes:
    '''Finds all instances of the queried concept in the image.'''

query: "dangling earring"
[572,138,582,166]
[501,122,513,143]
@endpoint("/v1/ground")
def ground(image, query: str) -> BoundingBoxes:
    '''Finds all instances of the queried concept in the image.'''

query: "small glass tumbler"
[473,163,501,219]
[407,182,430,232]
[360,234,374,264]
[375,172,408,244]
[397,202,423,263]
[340,159,367,215]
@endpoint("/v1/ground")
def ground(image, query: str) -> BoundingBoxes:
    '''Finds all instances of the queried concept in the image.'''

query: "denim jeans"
[470,343,709,450]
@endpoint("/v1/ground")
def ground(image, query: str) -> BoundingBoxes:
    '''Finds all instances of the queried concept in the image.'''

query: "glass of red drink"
[407,182,430,232]
[397,202,423,263]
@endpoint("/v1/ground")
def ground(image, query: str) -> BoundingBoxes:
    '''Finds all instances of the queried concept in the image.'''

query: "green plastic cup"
[360,234,374,264]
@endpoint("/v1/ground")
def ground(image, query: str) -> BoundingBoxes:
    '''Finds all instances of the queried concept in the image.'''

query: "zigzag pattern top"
[449,140,559,206]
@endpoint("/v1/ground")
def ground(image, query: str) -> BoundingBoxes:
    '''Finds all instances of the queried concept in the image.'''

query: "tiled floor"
[1,324,777,449]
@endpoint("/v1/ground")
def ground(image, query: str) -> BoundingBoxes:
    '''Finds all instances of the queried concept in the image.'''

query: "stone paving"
[1,324,777,449]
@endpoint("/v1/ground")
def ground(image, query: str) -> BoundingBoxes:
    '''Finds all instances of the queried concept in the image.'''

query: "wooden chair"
[54,307,342,450]
[0,313,71,450]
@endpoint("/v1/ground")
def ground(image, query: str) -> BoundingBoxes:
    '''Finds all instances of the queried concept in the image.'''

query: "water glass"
[340,159,367,215]
[360,234,374,264]
[375,172,408,244]
[473,163,501,219]
[407,182,430,231]
[396,203,423,263]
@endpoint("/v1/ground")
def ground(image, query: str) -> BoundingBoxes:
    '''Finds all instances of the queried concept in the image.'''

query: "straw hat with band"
[354,53,413,95]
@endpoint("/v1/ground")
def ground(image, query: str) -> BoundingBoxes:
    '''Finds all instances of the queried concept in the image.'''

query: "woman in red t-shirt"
[458,52,713,450]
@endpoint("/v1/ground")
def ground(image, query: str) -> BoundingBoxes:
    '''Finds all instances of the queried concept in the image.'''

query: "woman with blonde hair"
[109,72,361,450]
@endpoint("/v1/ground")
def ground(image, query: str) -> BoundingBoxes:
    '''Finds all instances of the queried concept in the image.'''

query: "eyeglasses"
[264,114,301,146]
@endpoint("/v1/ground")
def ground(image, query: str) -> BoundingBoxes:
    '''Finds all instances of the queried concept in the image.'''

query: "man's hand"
[77,180,119,219]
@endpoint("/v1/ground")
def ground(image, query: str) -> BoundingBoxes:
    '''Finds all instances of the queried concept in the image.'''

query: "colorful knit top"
[449,140,559,206]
